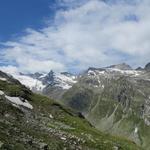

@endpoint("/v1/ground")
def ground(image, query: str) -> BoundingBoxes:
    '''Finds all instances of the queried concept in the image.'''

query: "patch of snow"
[98,79,101,84]
[5,95,33,109]
[94,85,98,88]
[71,76,76,79]
[108,68,141,76]
[88,70,96,76]
[55,74,77,89]
[0,90,4,95]
[134,127,138,133]
[56,74,77,83]
[133,72,141,77]
[137,89,146,97]
[12,103,20,109]
[145,79,150,81]
[98,71,105,75]
[144,118,150,126]
[60,137,66,140]
[49,114,54,119]
[58,84,72,90]
[0,77,7,81]
[102,85,105,88]
[39,73,47,78]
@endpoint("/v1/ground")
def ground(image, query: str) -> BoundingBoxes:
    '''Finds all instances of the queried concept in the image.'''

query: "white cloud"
[1,0,150,73]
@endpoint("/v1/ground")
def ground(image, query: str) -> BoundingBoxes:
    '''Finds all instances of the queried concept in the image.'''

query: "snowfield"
[0,77,7,81]
[13,74,46,91]
[108,68,141,76]
[0,90,4,95]
[5,95,33,109]
[0,89,33,109]
[12,72,77,91]
[55,74,77,90]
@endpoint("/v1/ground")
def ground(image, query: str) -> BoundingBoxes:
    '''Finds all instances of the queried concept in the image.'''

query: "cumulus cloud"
[1,0,150,73]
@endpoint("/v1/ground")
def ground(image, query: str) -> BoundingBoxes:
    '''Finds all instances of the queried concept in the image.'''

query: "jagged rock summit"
[106,63,132,70]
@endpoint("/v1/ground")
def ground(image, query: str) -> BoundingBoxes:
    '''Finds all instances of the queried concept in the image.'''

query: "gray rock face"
[145,62,150,71]
[62,62,150,150]
[41,70,56,85]
[136,67,143,71]
[107,63,132,70]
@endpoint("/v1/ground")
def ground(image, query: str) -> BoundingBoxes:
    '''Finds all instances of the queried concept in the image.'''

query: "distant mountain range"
[0,67,140,150]
[8,70,77,100]
[1,62,150,149]
[8,62,150,98]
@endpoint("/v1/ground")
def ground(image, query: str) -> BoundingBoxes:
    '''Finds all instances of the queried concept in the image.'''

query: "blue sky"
[0,0,150,74]
[0,0,56,41]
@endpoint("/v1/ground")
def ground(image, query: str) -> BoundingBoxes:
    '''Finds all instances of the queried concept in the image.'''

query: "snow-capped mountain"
[3,62,150,98]
[106,63,133,70]
[83,63,150,89]
[10,70,77,94]
[12,73,46,91]
[87,62,149,78]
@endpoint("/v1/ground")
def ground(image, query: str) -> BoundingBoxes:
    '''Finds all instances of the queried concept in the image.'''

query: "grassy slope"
[0,78,141,150]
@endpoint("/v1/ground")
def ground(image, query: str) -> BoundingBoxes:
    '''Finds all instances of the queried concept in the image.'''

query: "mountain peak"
[136,67,144,71]
[107,63,132,70]
[87,67,105,72]
[144,62,150,71]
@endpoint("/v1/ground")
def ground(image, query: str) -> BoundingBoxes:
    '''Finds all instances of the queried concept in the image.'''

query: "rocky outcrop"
[145,62,150,71]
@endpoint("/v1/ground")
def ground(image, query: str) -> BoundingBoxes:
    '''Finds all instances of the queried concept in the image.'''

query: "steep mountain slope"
[62,63,150,150]
[0,71,140,150]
